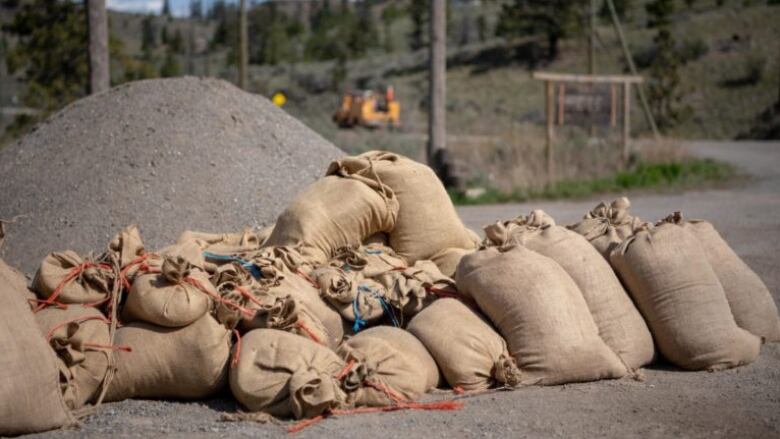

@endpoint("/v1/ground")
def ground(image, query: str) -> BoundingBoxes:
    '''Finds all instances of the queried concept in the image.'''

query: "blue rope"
[352,284,399,333]
[202,251,262,279]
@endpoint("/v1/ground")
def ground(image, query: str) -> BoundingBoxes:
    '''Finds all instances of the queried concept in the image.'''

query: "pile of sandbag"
[2,150,778,436]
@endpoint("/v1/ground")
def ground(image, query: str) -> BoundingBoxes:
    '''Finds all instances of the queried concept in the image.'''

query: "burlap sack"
[337,326,440,406]
[1,258,75,435]
[430,247,474,278]
[122,256,214,327]
[407,298,521,391]
[208,250,342,347]
[229,329,349,419]
[610,222,761,370]
[35,306,111,410]
[456,246,627,385]
[238,291,335,348]
[107,225,145,268]
[264,175,400,264]
[568,197,647,258]
[330,243,407,277]
[327,151,477,263]
[374,260,456,320]
[105,313,231,401]
[32,251,113,306]
[177,228,264,255]
[158,240,207,270]
[314,266,390,327]
[661,212,780,342]
[245,263,343,348]
[484,210,655,370]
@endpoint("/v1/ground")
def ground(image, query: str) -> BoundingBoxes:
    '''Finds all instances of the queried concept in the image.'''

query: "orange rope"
[235,285,265,308]
[335,360,355,381]
[45,314,111,341]
[231,329,242,368]
[294,321,323,345]
[33,261,112,313]
[296,269,319,289]
[288,399,463,434]
[184,276,255,318]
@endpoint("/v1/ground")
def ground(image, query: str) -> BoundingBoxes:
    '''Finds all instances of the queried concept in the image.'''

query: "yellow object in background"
[272,92,287,107]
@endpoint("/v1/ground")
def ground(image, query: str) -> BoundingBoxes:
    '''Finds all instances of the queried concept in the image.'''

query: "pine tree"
[645,0,687,130]
[496,0,585,60]
[4,0,89,109]
[408,0,428,51]
[162,0,171,17]
[141,15,156,52]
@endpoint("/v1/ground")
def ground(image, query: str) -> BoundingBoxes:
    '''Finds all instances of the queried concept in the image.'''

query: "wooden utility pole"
[588,0,596,75]
[86,0,109,94]
[238,0,249,89]
[428,0,446,168]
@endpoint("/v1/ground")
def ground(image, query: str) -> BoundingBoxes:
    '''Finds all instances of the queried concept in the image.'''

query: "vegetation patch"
[450,159,735,205]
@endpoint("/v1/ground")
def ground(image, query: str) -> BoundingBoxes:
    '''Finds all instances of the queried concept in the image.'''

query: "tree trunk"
[428,0,446,169]
[238,0,249,90]
[87,0,109,94]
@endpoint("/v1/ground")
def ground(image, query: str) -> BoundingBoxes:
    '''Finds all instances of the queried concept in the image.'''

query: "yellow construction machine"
[333,87,400,129]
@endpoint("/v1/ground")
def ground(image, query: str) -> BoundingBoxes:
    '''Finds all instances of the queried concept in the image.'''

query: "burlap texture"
[105,313,231,401]
[456,246,628,385]
[610,222,761,370]
[337,326,440,406]
[229,329,349,419]
[327,151,476,263]
[407,298,521,391]
[0,258,75,435]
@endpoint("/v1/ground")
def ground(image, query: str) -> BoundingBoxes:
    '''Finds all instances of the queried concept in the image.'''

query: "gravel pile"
[0,77,343,273]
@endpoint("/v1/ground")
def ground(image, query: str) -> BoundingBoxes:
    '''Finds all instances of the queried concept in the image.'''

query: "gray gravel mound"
[0,77,343,273]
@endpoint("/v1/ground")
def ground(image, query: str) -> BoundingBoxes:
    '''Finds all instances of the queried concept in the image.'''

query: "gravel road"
[26,141,780,439]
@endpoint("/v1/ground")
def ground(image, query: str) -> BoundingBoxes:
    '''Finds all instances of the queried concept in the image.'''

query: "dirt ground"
[26,141,780,439]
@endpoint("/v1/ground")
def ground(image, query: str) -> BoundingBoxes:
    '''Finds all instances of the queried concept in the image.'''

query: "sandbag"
[258,265,344,348]
[430,247,474,278]
[0,258,75,435]
[327,151,476,263]
[122,256,214,327]
[610,222,761,370]
[32,251,113,307]
[177,228,264,255]
[456,246,627,385]
[330,243,407,277]
[35,306,111,410]
[337,326,440,406]
[107,225,145,268]
[105,313,231,401]
[407,298,521,391]
[663,212,780,342]
[314,266,391,328]
[264,175,400,264]
[229,329,349,419]
[374,260,456,320]
[484,210,655,370]
[568,197,647,258]
[210,252,343,348]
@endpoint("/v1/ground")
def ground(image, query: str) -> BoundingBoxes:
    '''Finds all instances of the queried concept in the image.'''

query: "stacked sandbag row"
[23,226,234,409]
[483,209,655,371]
[568,198,777,371]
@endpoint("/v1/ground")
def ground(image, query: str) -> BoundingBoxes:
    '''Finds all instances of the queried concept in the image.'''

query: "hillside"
[1,1,778,186]
[252,1,779,188]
